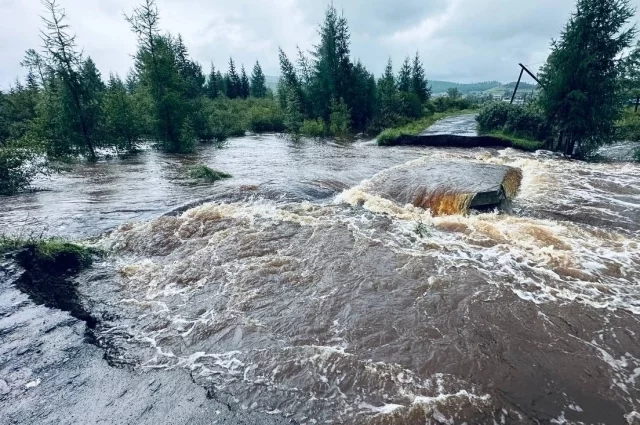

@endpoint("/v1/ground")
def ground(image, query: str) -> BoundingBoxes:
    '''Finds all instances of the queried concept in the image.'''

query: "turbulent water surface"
[2,117,640,424]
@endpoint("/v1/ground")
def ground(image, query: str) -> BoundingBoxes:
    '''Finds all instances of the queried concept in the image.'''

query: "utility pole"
[510,63,543,104]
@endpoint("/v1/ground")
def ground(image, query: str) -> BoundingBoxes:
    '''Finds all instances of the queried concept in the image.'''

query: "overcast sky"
[1,0,639,89]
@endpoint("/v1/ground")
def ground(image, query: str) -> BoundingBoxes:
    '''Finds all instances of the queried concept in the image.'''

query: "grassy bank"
[376,110,477,146]
[482,131,545,151]
[0,236,95,270]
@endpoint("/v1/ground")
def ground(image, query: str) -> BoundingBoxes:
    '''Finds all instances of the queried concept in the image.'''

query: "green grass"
[376,110,477,146]
[189,165,232,183]
[0,236,95,268]
[483,130,544,151]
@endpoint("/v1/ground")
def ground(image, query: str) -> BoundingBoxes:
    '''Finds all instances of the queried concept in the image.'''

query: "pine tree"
[240,65,250,99]
[538,0,636,156]
[398,57,412,93]
[226,58,240,99]
[250,61,267,98]
[411,52,430,103]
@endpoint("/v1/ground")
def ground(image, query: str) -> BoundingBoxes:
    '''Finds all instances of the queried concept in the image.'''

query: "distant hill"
[264,76,536,97]
[430,80,537,95]
[430,80,501,94]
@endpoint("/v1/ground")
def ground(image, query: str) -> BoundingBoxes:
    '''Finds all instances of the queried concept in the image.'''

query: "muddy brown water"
[2,117,640,424]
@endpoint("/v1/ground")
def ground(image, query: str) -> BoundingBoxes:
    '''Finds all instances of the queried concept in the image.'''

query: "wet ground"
[2,115,640,424]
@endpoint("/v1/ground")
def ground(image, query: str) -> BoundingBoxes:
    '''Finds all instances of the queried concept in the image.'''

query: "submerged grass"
[189,165,232,183]
[376,110,477,146]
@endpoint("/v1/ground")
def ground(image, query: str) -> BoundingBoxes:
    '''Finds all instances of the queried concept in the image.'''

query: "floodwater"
[2,115,640,424]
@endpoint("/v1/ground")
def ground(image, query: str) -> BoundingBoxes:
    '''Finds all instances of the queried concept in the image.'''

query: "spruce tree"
[398,57,412,93]
[226,58,240,99]
[538,0,636,156]
[411,52,430,103]
[250,61,267,98]
[240,65,250,99]
[79,57,106,147]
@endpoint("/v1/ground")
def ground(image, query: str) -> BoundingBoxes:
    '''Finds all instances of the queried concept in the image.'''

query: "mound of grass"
[189,165,232,183]
[0,236,95,271]
[376,110,476,146]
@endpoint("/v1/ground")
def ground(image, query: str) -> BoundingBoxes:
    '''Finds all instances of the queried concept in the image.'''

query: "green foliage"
[0,143,46,196]
[616,108,640,156]
[329,97,350,137]
[189,165,231,182]
[284,89,303,135]
[301,119,327,138]
[476,102,551,144]
[103,74,141,152]
[246,103,285,133]
[537,0,636,156]
[432,96,473,113]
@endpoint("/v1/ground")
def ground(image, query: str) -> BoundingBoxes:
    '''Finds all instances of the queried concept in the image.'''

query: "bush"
[0,144,45,196]
[301,119,327,138]
[431,96,474,113]
[477,102,550,144]
[189,165,232,183]
[247,106,285,133]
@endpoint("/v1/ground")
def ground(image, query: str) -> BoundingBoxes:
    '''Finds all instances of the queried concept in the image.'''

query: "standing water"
[2,116,640,424]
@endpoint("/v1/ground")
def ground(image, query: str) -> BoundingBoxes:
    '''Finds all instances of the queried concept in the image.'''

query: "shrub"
[476,102,512,133]
[477,102,550,144]
[301,119,327,138]
[247,106,285,133]
[0,144,45,196]
[189,165,232,183]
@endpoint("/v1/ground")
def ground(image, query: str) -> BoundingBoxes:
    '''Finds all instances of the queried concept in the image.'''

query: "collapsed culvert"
[363,161,522,216]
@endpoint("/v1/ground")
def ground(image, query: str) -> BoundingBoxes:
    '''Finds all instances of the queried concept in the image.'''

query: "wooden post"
[511,67,524,104]
[635,97,639,112]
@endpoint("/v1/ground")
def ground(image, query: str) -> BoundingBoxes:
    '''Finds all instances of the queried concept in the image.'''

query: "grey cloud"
[1,0,639,88]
